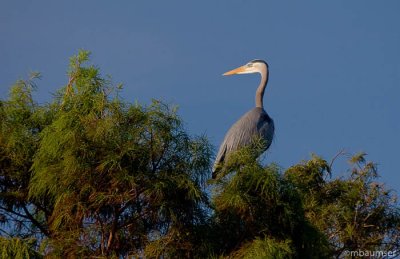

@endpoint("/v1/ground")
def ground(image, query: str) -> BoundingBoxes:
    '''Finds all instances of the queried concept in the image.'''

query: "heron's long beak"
[223,65,247,76]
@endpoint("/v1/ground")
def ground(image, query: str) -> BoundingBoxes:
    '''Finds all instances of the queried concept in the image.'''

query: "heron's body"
[212,60,274,178]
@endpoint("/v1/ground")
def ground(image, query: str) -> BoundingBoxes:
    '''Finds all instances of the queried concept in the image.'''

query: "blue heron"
[212,60,274,178]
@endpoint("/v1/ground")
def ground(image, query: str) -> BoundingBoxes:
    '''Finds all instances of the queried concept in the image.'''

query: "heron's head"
[223,59,268,76]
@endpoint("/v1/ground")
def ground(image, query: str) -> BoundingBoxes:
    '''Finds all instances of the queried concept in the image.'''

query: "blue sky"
[1,1,399,191]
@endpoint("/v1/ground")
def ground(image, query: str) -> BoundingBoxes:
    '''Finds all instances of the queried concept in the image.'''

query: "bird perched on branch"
[212,60,274,178]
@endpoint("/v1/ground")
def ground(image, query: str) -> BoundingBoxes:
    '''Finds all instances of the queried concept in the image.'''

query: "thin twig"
[329,149,347,172]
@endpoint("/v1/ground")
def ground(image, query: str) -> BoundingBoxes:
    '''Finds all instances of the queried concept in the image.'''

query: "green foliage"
[1,50,399,258]
[1,50,212,257]
[0,72,53,240]
[210,147,330,258]
[233,237,293,259]
[285,154,400,257]
[0,237,41,259]
[27,51,211,257]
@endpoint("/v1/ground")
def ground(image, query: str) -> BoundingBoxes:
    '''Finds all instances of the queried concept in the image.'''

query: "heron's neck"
[255,67,268,108]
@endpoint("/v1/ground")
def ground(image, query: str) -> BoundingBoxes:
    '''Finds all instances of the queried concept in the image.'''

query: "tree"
[208,150,400,258]
[0,72,53,244]
[1,51,212,257]
[209,146,330,258]
[0,50,399,258]
[285,154,400,258]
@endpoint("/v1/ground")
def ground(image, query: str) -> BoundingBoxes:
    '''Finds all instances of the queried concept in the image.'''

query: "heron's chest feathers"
[257,110,273,129]
[228,108,274,141]
[216,107,274,166]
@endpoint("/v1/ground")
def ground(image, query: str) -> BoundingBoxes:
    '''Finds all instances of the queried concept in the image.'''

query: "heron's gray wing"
[212,108,263,175]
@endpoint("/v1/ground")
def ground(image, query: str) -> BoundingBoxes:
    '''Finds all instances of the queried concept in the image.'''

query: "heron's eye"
[247,63,253,67]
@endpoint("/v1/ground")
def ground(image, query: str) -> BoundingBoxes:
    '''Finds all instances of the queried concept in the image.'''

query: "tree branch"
[21,204,50,237]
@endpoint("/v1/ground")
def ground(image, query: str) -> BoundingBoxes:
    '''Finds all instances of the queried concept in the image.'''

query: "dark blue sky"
[1,1,399,191]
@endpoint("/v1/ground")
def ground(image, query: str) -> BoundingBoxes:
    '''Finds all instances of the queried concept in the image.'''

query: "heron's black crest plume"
[250,59,269,67]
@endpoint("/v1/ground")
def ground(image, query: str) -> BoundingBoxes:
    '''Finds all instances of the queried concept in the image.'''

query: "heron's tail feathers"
[212,164,219,179]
